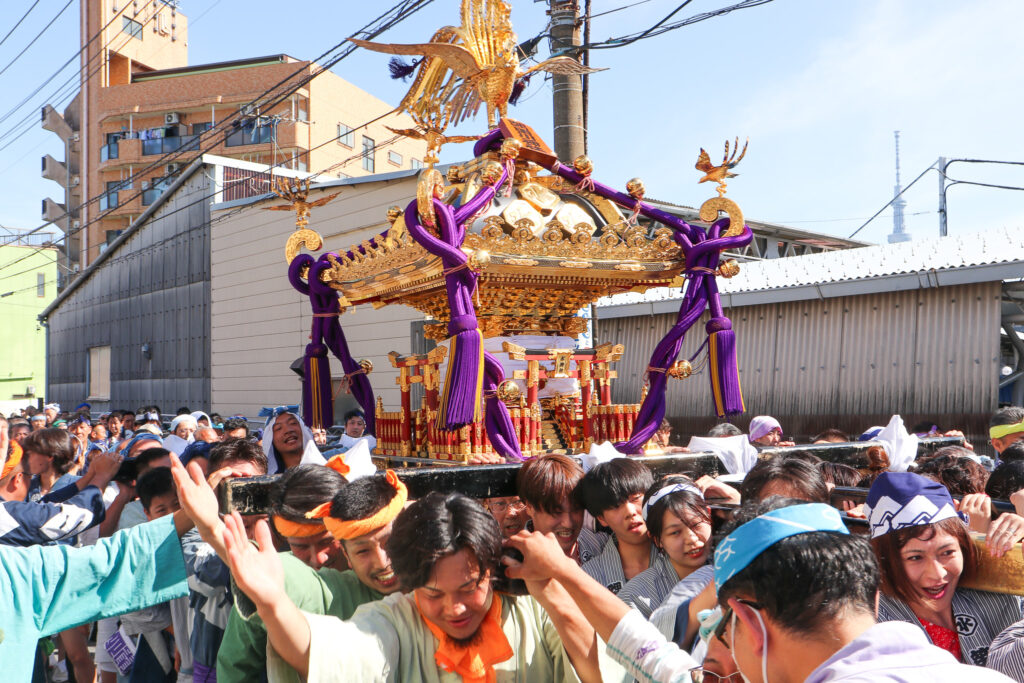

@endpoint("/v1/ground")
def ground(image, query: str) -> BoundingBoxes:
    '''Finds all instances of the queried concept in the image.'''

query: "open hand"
[503,531,574,582]
[223,512,287,612]
[695,475,741,504]
[986,512,1024,558]
[170,453,222,543]
[959,493,993,534]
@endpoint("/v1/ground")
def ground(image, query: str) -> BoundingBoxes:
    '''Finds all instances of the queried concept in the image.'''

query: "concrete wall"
[0,245,57,402]
[210,174,427,418]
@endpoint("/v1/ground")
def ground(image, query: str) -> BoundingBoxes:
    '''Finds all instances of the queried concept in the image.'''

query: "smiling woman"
[868,472,1024,667]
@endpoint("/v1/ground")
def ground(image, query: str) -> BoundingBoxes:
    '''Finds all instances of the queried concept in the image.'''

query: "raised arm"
[221,511,312,678]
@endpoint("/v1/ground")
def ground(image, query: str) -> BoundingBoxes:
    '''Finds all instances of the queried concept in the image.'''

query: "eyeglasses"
[714,598,763,647]
[486,499,526,513]
[688,668,743,683]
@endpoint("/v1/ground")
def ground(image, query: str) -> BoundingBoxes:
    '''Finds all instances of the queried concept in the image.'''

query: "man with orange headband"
[208,482,627,682]
[215,456,398,683]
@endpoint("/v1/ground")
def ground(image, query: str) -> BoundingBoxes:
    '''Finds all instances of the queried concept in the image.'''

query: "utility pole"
[549,1,586,162]
[937,156,948,237]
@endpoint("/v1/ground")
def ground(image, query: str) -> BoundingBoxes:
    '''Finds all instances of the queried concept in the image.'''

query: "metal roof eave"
[596,260,1024,319]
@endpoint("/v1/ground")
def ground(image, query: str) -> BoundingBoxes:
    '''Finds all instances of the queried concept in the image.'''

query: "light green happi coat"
[269,591,631,683]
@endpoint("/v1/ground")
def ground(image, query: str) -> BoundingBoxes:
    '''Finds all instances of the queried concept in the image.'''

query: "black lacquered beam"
[219,453,724,515]
[830,486,1016,518]
[757,436,964,468]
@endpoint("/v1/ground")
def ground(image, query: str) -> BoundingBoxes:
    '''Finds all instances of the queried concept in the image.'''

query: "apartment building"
[42,0,426,271]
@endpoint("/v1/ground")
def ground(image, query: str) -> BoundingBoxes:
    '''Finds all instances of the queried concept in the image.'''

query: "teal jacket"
[0,514,188,679]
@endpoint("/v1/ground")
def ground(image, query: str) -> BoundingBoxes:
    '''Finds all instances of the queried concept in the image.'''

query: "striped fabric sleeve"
[987,618,1024,680]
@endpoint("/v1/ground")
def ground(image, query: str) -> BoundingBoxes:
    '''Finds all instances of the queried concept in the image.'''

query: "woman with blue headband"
[505,497,1014,682]
[868,471,1024,672]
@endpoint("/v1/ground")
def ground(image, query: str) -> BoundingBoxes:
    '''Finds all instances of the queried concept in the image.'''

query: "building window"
[36,273,45,297]
[410,158,424,169]
[192,122,213,135]
[225,119,275,147]
[388,150,403,166]
[122,16,143,40]
[361,136,375,172]
[293,95,309,122]
[88,346,111,400]
[337,123,354,147]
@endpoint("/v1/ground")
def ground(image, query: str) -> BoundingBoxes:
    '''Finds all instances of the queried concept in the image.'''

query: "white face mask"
[730,604,769,683]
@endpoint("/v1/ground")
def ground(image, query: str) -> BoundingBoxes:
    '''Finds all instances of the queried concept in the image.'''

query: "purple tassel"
[707,317,744,417]
[302,342,334,430]
[508,73,533,106]
[388,57,420,80]
[437,327,484,430]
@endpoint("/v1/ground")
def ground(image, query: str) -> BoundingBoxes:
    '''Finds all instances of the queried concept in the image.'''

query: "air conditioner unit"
[26,385,35,396]
[71,132,80,142]
[141,180,150,189]
[166,162,181,174]
[164,112,181,125]
[72,220,81,229]
[70,175,80,187]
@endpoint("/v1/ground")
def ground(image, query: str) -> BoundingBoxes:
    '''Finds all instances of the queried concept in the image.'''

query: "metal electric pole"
[549,1,586,162]
[937,156,948,237]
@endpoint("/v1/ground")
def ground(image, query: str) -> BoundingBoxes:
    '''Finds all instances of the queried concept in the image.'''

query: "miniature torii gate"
[385,346,447,456]
[502,341,625,447]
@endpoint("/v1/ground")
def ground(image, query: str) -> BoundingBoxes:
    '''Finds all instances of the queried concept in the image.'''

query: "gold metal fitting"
[446,165,464,183]
[716,259,740,278]
[467,249,491,272]
[496,380,522,403]
[500,137,523,160]
[385,205,402,224]
[359,359,374,375]
[573,154,593,176]
[626,177,645,199]
[479,161,504,186]
[667,359,693,379]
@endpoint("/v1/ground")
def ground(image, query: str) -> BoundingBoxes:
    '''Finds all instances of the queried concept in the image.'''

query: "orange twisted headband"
[306,469,407,540]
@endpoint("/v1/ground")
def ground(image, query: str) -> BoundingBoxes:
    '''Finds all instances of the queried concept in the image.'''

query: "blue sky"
[1,0,1022,246]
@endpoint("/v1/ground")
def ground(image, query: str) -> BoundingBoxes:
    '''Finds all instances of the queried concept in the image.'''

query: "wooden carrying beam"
[219,453,723,516]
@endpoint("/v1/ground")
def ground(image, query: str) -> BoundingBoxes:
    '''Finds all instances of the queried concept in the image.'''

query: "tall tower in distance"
[888,130,911,243]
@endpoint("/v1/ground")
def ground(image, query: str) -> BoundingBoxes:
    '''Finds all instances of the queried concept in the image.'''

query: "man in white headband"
[259,406,326,474]
[43,403,61,426]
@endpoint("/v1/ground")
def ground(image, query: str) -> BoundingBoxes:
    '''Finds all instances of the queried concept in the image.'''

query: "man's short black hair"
[271,464,348,522]
[740,456,829,503]
[343,409,366,423]
[329,473,398,522]
[573,457,654,518]
[986,460,1024,500]
[387,491,502,592]
[208,439,268,474]
[137,467,175,510]
[716,496,879,635]
[222,417,249,436]
[135,447,172,470]
[991,406,1024,429]
[999,442,1024,464]
[176,407,192,416]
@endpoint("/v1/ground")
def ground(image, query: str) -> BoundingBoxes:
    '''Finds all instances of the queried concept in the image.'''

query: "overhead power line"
[0,0,43,50]
[0,0,75,80]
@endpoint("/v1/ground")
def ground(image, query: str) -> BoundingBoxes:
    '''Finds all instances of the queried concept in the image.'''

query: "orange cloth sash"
[306,469,407,540]
[415,592,513,683]
[324,453,351,477]
[1,441,22,480]
[272,515,325,538]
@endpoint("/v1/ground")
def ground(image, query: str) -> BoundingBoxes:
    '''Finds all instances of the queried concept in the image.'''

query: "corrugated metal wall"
[46,172,212,412]
[597,281,1001,441]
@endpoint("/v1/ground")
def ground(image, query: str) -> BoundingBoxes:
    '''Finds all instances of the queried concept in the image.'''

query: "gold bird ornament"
[695,137,749,196]
[349,0,605,130]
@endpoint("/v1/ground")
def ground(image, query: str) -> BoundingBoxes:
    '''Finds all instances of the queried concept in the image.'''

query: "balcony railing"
[142,134,200,156]
[225,123,276,148]
[100,142,119,161]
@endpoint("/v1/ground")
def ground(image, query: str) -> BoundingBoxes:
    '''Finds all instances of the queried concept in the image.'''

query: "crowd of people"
[2,401,1024,682]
